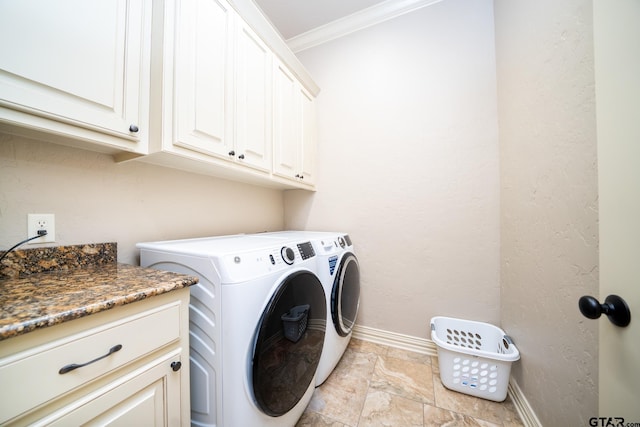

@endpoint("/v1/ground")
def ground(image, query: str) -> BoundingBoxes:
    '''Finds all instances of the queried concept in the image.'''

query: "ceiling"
[252,0,389,40]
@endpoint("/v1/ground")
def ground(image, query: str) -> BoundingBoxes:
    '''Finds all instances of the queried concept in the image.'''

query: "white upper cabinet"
[273,61,316,186]
[0,0,152,154]
[173,0,234,159]
[0,0,318,189]
[273,62,299,180]
[146,0,316,189]
[234,20,272,172]
[147,0,274,178]
[299,87,317,185]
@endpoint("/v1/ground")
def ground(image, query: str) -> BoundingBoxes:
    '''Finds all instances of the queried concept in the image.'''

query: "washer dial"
[281,246,295,265]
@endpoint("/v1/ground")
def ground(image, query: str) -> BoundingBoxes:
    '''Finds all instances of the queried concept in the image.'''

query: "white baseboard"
[508,379,543,427]
[352,324,438,356]
[352,324,541,427]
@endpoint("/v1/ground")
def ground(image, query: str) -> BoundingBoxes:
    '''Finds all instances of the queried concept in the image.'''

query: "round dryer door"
[331,253,360,337]
[252,271,326,417]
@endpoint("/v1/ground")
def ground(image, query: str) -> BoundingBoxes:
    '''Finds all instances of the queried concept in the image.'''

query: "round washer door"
[331,252,360,337]
[252,270,326,417]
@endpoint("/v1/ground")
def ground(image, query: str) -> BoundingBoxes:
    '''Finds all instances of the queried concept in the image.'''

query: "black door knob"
[171,361,182,372]
[228,150,235,156]
[238,154,245,159]
[579,294,631,327]
[129,124,139,133]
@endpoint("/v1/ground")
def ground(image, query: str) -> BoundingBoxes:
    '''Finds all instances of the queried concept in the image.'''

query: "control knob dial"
[281,246,295,265]
[338,236,347,249]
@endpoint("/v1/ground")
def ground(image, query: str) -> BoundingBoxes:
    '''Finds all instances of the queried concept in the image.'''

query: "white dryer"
[252,231,360,386]
[137,235,326,427]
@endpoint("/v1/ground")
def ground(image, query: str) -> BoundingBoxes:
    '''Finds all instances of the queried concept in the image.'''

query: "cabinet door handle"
[238,154,245,160]
[59,344,123,374]
[129,125,139,133]
[228,150,235,156]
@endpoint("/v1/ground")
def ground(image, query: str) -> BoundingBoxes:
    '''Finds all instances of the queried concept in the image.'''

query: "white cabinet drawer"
[0,302,181,424]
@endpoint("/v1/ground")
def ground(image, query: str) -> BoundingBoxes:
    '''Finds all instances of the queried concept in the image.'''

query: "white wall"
[494,0,598,425]
[285,0,500,338]
[0,135,284,264]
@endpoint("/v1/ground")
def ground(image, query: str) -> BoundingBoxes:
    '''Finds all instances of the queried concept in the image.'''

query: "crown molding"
[286,0,444,53]
[230,0,320,95]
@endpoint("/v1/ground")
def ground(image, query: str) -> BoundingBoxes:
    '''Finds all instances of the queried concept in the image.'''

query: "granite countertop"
[0,243,198,341]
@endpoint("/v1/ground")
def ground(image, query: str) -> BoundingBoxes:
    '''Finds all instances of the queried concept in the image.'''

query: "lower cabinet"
[42,351,182,426]
[0,290,190,426]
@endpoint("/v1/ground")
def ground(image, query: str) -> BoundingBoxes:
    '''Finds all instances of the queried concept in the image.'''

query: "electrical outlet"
[27,214,56,243]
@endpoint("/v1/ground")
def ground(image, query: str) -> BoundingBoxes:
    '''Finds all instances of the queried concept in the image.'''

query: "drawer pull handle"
[59,344,123,375]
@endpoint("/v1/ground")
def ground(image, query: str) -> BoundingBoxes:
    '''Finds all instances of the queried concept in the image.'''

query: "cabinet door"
[41,354,183,427]
[174,0,235,159]
[0,0,150,151]
[299,87,317,185]
[272,62,299,180]
[235,21,272,172]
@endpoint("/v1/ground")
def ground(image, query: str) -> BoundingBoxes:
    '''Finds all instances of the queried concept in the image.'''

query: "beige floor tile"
[348,338,389,356]
[301,340,525,427]
[296,411,347,427]
[359,390,424,427]
[500,398,525,427]
[305,349,377,426]
[424,404,502,427]
[370,354,435,405]
[433,374,519,425]
[386,346,433,365]
[431,356,440,375]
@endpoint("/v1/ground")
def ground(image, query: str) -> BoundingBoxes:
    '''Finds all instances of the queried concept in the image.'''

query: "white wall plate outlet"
[27,213,56,243]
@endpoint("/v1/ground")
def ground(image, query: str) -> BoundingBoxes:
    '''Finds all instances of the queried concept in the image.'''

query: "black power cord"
[0,230,48,264]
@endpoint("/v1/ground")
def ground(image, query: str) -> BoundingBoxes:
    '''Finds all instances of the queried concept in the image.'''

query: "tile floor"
[297,338,524,427]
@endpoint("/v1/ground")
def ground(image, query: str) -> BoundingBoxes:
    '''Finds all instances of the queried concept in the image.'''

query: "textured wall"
[285,0,500,338]
[0,136,284,264]
[494,0,599,425]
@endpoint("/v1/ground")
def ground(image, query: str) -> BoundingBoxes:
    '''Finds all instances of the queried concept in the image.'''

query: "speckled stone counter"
[0,243,198,341]
[0,242,117,279]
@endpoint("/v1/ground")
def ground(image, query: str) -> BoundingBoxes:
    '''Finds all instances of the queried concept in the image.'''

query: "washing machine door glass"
[332,253,360,337]
[252,271,326,417]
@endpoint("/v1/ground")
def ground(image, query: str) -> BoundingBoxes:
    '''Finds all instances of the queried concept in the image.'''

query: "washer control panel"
[220,241,316,282]
[297,241,315,260]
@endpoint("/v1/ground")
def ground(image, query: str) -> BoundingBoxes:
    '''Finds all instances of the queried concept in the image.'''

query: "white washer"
[137,235,326,427]
[252,231,360,386]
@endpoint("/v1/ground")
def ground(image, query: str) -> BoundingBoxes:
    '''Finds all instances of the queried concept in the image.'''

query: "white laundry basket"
[430,316,520,402]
